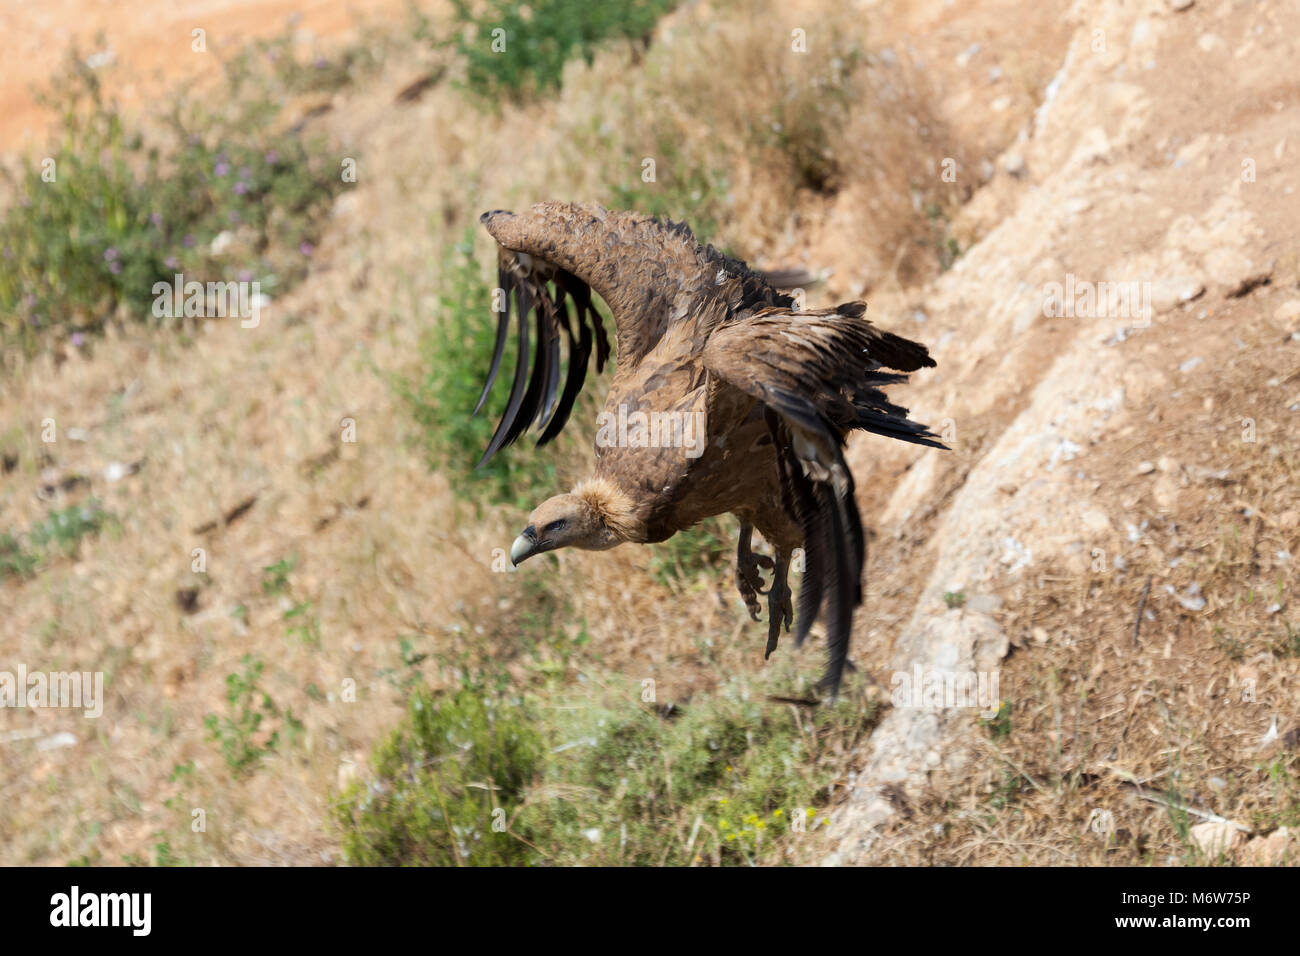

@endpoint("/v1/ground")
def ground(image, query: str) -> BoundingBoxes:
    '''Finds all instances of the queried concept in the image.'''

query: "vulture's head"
[510,481,632,565]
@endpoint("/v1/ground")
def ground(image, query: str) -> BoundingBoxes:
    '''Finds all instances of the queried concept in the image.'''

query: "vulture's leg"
[764,549,794,659]
[735,520,773,622]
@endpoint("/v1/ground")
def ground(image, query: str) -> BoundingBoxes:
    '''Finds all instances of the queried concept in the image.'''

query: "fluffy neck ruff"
[572,477,644,543]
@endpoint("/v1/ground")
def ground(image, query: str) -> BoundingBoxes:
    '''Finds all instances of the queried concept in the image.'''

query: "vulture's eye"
[544,519,567,534]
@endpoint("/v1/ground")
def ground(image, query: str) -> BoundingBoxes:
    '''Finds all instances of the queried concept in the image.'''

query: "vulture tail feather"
[817,483,857,698]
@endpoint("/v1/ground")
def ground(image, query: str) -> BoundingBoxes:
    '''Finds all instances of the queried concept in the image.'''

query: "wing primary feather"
[537,295,591,446]
[477,281,533,468]
[473,264,513,416]
[537,285,570,432]
[563,273,611,373]
[501,280,553,448]
[541,304,563,427]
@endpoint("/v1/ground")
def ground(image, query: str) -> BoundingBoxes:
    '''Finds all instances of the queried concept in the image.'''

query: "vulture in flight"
[474,201,943,695]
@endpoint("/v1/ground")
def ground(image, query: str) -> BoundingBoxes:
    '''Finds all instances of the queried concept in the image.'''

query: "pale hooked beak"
[510,526,539,566]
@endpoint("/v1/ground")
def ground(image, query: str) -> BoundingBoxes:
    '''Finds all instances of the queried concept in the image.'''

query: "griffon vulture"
[474,201,943,695]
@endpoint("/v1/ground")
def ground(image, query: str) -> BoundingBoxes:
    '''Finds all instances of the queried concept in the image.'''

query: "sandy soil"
[0,0,411,148]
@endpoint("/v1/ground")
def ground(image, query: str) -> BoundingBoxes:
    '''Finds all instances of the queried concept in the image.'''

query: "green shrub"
[336,684,545,865]
[445,0,678,102]
[0,49,344,354]
[337,664,877,866]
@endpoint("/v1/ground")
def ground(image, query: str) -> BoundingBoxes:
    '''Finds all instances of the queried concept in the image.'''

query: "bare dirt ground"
[1,0,1296,866]
[0,0,412,147]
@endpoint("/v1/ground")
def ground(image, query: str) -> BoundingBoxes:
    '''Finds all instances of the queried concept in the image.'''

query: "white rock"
[1001,152,1027,178]
[210,230,236,256]
[1190,821,1245,857]
[1242,827,1292,866]
[1274,300,1300,321]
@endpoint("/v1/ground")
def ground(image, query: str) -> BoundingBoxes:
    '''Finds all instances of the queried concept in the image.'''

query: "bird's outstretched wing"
[701,304,944,695]
[474,201,791,466]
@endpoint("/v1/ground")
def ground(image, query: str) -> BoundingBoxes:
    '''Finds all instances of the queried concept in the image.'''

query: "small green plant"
[29,499,113,555]
[261,555,321,647]
[444,0,678,103]
[980,699,1012,740]
[1164,782,1194,855]
[1271,620,1300,658]
[152,837,180,868]
[0,499,115,581]
[204,654,299,775]
[376,635,433,694]
[0,532,40,580]
[943,590,967,609]
[261,556,296,595]
[987,765,1028,812]
[1211,625,1246,661]
[283,601,321,648]
[924,201,963,272]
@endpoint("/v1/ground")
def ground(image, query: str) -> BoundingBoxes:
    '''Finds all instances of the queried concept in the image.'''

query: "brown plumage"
[475,201,943,695]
